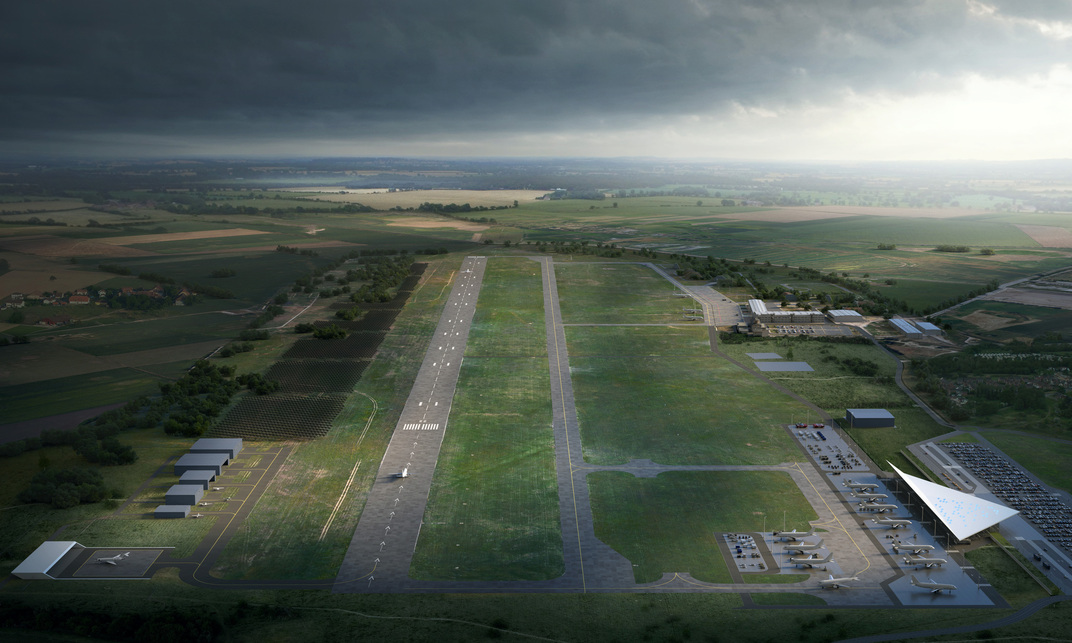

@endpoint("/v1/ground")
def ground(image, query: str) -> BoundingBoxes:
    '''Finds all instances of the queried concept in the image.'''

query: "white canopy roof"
[890,463,1019,541]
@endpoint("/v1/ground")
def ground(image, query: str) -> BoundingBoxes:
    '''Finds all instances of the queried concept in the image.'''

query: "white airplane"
[191,513,204,519]
[860,503,897,513]
[789,552,832,568]
[844,480,879,491]
[96,552,130,565]
[819,573,859,589]
[852,492,889,500]
[212,487,224,491]
[904,555,947,568]
[873,518,912,529]
[910,574,956,593]
[773,529,814,541]
[785,538,824,553]
[893,541,934,554]
[395,467,409,478]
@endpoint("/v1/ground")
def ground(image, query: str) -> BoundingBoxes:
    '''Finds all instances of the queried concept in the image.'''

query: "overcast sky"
[3,0,1071,161]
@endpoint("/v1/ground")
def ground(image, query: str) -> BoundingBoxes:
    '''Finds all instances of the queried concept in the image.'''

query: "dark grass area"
[265,359,369,393]
[0,361,191,424]
[210,392,348,440]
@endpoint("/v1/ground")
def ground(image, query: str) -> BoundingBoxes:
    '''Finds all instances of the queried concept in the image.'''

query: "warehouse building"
[916,320,943,336]
[890,318,922,336]
[845,408,895,428]
[827,309,863,321]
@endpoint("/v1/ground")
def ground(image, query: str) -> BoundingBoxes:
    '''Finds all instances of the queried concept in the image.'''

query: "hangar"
[180,469,216,489]
[165,484,204,506]
[12,541,84,579]
[174,452,229,476]
[190,437,243,459]
[154,505,191,519]
[845,408,895,428]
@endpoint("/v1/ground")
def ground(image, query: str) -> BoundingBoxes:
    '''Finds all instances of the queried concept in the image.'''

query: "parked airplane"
[904,555,947,568]
[819,574,859,589]
[860,503,897,513]
[96,552,130,565]
[910,574,956,593]
[844,480,879,491]
[873,518,912,528]
[785,538,824,553]
[789,552,832,568]
[773,529,814,541]
[852,492,889,500]
[893,541,934,554]
[191,513,204,519]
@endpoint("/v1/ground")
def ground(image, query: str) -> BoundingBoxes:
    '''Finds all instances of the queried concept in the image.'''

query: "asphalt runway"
[334,256,486,593]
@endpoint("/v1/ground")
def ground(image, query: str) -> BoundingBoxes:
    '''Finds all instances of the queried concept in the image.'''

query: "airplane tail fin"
[909,575,919,586]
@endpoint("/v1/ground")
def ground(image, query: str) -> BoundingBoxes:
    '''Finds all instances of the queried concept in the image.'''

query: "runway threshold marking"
[544,258,586,592]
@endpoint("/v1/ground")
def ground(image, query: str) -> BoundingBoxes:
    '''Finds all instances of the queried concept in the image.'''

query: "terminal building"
[747,299,825,325]
[888,463,1019,546]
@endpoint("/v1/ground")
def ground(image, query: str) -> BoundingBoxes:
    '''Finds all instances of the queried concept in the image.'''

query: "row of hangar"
[154,438,244,518]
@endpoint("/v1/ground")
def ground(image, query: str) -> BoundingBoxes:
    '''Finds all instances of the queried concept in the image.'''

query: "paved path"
[536,256,635,592]
[333,256,487,593]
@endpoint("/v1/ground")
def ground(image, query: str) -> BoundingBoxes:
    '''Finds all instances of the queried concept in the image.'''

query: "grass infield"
[588,470,818,584]
[411,258,561,580]
[568,327,808,465]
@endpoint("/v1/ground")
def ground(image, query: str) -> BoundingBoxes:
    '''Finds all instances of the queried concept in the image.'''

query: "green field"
[965,544,1051,608]
[945,300,1072,342]
[0,363,190,424]
[555,262,698,324]
[54,313,250,356]
[464,257,546,357]
[569,326,807,465]
[410,357,560,580]
[588,470,818,583]
[718,338,910,410]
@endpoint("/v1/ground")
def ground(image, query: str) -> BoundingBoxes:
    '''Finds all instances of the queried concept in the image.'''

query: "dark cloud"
[1,0,1069,155]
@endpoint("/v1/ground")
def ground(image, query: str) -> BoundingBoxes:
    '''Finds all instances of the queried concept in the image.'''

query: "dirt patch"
[284,188,546,209]
[184,240,361,255]
[1014,225,1072,248]
[958,310,1027,331]
[0,235,158,258]
[96,228,268,245]
[981,287,1072,310]
[385,216,489,231]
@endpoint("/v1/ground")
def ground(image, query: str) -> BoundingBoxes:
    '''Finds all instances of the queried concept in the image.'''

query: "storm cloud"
[2,0,1071,158]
